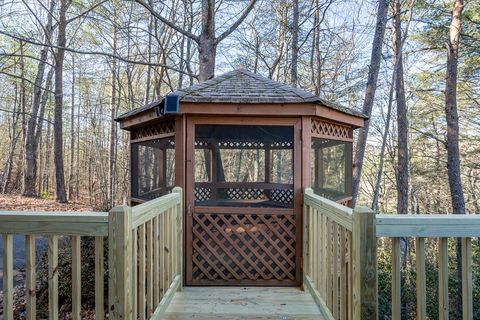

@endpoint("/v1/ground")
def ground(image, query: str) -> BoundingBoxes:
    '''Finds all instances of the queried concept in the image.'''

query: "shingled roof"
[116,69,366,120]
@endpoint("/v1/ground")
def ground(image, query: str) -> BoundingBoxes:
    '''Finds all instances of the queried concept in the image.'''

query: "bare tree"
[445,0,466,314]
[352,0,389,206]
[53,0,72,203]
[290,0,299,86]
[135,0,258,81]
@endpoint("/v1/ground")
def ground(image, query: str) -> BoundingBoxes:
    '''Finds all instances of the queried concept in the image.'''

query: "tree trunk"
[68,55,75,201]
[108,14,118,208]
[351,0,389,206]
[53,0,70,203]
[393,0,408,217]
[445,0,465,315]
[198,0,216,81]
[23,0,55,197]
[290,0,299,86]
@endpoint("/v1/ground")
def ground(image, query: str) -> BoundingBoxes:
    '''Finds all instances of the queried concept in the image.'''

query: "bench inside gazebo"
[0,70,477,320]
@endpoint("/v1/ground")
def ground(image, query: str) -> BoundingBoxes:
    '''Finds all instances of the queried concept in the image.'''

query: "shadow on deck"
[163,287,323,320]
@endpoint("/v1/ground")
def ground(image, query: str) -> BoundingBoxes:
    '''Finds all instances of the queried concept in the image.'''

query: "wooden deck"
[163,287,323,319]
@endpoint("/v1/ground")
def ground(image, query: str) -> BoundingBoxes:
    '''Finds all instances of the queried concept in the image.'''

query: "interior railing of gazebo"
[0,186,478,319]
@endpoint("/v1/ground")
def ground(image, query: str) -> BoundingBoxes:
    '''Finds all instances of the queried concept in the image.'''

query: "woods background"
[0,0,479,317]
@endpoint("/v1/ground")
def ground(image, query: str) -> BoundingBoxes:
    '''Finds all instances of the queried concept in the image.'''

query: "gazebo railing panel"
[303,189,354,320]
[0,211,109,320]
[0,188,183,320]
[376,214,479,320]
[109,187,183,320]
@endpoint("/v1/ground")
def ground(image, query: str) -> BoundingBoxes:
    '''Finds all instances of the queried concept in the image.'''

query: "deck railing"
[304,188,479,320]
[303,188,377,320]
[0,187,183,320]
[377,214,478,320]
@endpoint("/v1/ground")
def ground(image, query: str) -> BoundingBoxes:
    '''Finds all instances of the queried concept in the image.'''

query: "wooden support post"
[95,236,105,320]
[391,237,401,320]
[3,234,13,320]
[462,237,473,320]
[173,187,183,290]
[108,205,133,320]
[352,206,377,319]
[438,237,449,320]
[48,235,59,320]
[25,235,36,320]
[416,237,426,319]
[71,235,81,320]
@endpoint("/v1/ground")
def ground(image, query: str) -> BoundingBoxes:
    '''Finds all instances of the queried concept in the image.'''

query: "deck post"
[172,186,183,290]
[109,205,133,320]
[352,206,377,319]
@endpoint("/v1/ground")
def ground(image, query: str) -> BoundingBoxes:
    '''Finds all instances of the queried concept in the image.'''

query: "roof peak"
[116,68,366,121]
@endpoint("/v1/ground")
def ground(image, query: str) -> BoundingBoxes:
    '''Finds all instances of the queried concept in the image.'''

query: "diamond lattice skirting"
[191,212,297,285]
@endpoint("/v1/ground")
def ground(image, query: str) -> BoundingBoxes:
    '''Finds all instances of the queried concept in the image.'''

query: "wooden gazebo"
[116,69,366,287]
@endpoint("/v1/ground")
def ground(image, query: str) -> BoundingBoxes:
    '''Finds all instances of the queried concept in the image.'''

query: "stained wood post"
[109,205,133,320]
[352,206,377,319]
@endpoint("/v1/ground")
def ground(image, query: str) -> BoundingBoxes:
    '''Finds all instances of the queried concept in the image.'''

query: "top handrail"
[376,213,480,237]
[131,187,182,229]
[0,211,108,236]
[304,188,353,231]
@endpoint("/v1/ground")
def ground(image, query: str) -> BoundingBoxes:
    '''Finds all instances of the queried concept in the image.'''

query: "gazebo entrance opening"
[185,118,302,286]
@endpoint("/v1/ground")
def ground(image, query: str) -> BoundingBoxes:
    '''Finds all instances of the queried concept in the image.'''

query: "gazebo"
[116,69,366,287]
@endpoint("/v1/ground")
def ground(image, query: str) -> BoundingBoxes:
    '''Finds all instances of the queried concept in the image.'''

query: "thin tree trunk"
[68,55,75,200]
[23,0,56,197]
[351,0,389,206]
[53,0,70,203]
[290,0,299,86]
[445,0,465,315]
[198,0,216,81]
[393,0,408,217]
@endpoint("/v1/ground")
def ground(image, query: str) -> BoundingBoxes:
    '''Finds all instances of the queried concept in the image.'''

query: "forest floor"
[0,195,96,319]
[0,194,93,211]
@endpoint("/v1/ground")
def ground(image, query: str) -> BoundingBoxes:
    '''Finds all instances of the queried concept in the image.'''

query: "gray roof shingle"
[116,69,366,120]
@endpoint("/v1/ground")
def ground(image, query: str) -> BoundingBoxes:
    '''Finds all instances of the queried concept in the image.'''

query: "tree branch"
[215,0,258,44]
[133,0,199,43]
[0,30,198,78]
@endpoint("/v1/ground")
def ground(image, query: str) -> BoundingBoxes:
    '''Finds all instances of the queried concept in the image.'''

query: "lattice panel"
[192,213,296,282]
[226,188,264,200]
[270,189,294,204]
[195,186,211,202]
[311,118,352,140]
[131,119,175,140]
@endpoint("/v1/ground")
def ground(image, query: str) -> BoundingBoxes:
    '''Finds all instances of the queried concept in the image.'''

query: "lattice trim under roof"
[311,118,353,141]
[130,118,175,141]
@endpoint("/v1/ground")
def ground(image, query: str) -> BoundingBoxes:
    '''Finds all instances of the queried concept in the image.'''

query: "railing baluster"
[461,237,473,320]
[146,220,154,317]
[3,234,13,320]
[164,209,171,291]
[48,235,59,320]
[25,234,36,320]
[333,222,339,318]
[438,237,449,320]
[132,228,138,320]
[326,217,332,309]
[160,213,165,297]
[312,208,318,291]
[340,227,347,320]
[153,217,160,305]
[322,214,328,300]
[347,230,353,320]
[138,223,146,320]
[416,237,426,319]
[95,236,104,320]
[71,235,81,320]
[392,237,401,320]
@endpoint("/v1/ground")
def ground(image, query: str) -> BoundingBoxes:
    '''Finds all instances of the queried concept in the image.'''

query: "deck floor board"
[164,287,323,319]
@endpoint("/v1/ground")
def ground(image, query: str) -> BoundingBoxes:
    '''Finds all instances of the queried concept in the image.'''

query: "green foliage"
[377,238,480,319]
